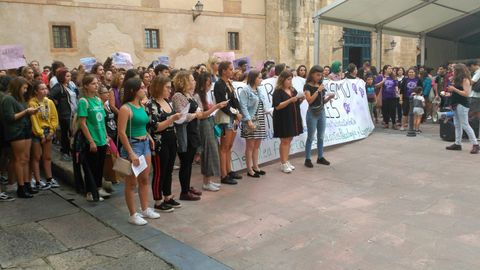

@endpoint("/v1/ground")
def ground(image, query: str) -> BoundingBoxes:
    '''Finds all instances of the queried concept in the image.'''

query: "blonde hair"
[173,70,192,94]
[207,56,220,74]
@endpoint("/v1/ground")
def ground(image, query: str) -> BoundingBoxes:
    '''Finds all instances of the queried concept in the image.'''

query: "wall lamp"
[192,1,204,22]
[384,39,397,52]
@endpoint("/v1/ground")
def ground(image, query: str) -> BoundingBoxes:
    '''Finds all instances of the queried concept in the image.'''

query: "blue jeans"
[305,109,326,160]
[453,104,478,145]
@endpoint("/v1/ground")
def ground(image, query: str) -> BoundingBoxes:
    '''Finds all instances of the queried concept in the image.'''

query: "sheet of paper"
[131,155,147,177]
[174,103,190,124]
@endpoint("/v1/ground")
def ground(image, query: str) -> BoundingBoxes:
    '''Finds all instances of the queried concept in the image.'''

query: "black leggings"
[59,118,71,155]
[177,145,196,195]
[383,98,397,125]
[82,145,107,191]
[151,136,177,200]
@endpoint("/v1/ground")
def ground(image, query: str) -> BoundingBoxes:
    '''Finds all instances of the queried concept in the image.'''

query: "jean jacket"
[238,85,269,121]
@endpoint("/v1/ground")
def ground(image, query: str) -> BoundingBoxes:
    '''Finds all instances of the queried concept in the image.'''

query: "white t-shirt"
[413,95,425,108]
[471,69,480,98]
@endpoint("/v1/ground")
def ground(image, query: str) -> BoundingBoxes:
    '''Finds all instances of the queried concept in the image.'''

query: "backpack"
[70,97,88,139]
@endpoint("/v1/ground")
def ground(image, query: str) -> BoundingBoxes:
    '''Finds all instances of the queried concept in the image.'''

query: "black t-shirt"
[304,84,325,110]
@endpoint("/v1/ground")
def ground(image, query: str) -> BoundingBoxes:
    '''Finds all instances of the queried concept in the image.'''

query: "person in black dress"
[272,70,304,173]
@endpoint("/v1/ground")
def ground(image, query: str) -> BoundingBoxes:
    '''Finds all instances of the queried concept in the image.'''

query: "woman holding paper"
[172,71,203,201]
[273,70,304,173]
[118,77,160,225]
[239,70,269,178]
[146,76,182,212]
[303,65,335,168]
[214,61,243,184]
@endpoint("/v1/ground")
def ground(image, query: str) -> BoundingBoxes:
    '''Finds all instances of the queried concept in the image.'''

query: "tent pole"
[420,34,426,66]
[376,29,382,68]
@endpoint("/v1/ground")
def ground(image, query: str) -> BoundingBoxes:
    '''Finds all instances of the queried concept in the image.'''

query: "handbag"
[112,110,133,176]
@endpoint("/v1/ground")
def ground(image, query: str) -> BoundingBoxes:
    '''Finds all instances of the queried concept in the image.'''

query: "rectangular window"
[228,32,240,50]
[145,29,160,49]
[52,25,72,48]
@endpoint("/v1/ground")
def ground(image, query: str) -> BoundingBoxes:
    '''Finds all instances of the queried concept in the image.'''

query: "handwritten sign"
[80,57,97,71]
[213,52,235,63]
[112,52,133,69]
[233,57,251,71]
[0,45,27,70]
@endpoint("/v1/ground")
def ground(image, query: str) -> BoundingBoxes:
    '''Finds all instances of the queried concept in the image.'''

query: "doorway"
[348,47,362,68]
[342,28,371,71]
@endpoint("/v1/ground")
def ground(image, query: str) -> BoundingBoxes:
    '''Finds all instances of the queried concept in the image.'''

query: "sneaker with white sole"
[98,188,111,198]
[37,180,51,191]
[141,208,160,219]
[286,161,295,170]
[281,163,292,173]
[0,192,15,202]
[202,183,220,192]
[47,179,60,188]
[210,182,221,187]
[128,213,148,225]
[86,193,104,202]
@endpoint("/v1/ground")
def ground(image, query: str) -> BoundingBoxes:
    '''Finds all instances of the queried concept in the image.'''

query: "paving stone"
[7,258,54,270]
[84,251,173,270]
[39,212,118,249]
[0,223,66,268]
[46,248,113,270]
[87,236,144,259]
[0,192,79,227]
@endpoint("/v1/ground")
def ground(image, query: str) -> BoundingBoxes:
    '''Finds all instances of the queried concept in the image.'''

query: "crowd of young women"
[1,57,477,221]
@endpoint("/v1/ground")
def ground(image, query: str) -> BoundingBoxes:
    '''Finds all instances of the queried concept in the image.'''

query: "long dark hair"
[306,65,323,85]
[194,71,211,110]
[247,70,261,87]
[7,76,28,102]
[453,63,471,87]
[122,78,142,104]
[218,61,232,77]
[296,65,307,79]
[275,70,293,92]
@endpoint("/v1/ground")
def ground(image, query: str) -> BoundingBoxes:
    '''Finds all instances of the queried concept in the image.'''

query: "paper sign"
[80,57,97,71]
[213,52,235,62]
[131,155,147,177]
[174,103,190,124]
[158,56,169,66]
[112,52,133,69]
[0,45,27,70]
[233,57,251,71]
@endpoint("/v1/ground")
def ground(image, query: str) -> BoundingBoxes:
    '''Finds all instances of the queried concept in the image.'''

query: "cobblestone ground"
[0,190,173,270]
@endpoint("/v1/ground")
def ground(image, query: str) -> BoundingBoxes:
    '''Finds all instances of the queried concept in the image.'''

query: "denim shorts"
[120,139,151,159]
[32,128,50,144]
[218,115,237,131]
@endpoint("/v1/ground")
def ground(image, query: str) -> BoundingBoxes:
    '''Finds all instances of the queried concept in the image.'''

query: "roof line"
[313,0,349,19]
[375,0,437,28]
[421,6,480,34]
[455,28,480,42]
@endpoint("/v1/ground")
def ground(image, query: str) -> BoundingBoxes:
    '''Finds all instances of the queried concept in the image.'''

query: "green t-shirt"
[77,97,107,146]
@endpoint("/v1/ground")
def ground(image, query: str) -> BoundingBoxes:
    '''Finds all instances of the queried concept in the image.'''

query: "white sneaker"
[30,179,37,188]
[210,181,221,188]
[286,161,295,170]
[141,208,160,219]
[86,193,104,202]
[128,213,148,225]
[281,163,292,173]
[0,192,15,202]
[47,178,60,188]
[37,180,51,190]
[98,188,111,198]
[202,183,220,192]
[6,183,17,192]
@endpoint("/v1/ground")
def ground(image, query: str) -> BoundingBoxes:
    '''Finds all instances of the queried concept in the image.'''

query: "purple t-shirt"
[381,76,397,99]
[404,78,418,98]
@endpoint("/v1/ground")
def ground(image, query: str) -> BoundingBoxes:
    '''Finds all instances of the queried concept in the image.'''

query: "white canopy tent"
[313,0,480,67]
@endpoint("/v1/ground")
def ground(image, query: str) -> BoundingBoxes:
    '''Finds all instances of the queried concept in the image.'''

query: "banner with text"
[209,77,374,171]
[0,45,27,70]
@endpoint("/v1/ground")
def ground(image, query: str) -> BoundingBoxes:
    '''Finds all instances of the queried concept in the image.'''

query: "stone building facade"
[0,0,418,70]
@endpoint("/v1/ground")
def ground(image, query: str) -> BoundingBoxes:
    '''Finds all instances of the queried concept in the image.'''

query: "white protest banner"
[216,77,374,171]
[213,52,235,62]
[80,57,97,71]
[158,56,169,66]
[112,52,133,69]
[0,45,27,70]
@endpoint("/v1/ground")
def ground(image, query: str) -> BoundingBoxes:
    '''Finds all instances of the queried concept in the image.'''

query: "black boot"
[17,185,33,198]
[24,182,39,194]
